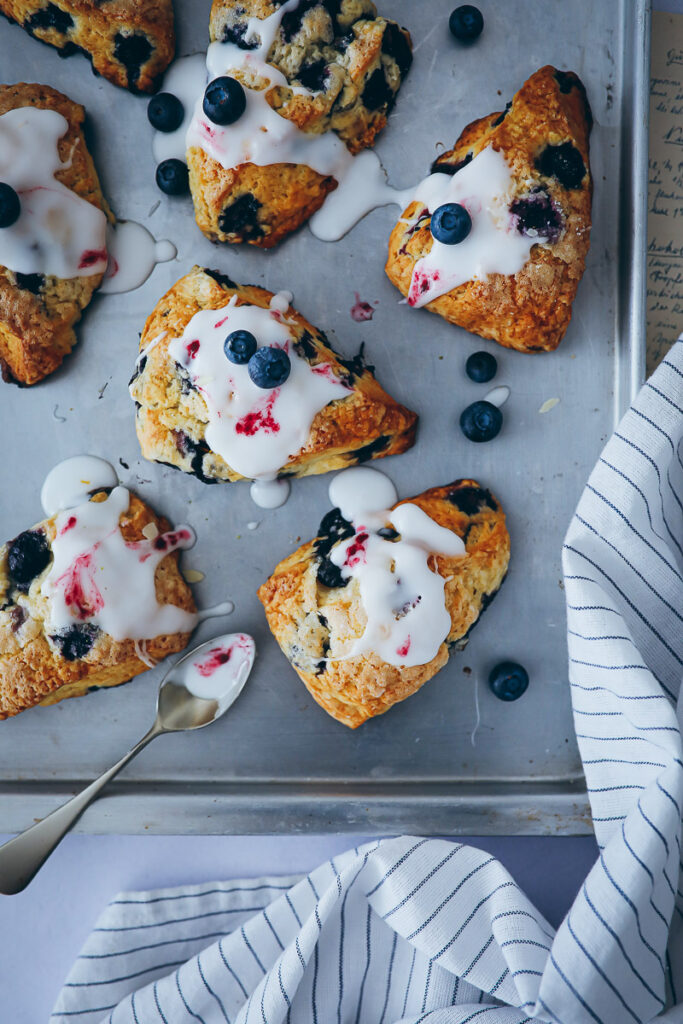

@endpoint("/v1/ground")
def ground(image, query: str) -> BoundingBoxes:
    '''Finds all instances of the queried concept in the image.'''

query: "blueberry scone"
[0,83,112,385]
[0,488,197,719]
[186,0,412,247]
[386,65,593,353]
[0,0,175,93]
[258,473,510,728]
[130,266,418,485]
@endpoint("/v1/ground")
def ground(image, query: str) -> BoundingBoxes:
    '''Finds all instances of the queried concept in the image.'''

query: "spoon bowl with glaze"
[0,633,255,895]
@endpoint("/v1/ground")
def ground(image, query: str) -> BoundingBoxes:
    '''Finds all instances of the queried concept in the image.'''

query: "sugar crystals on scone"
[386,65,593,353]
[130,267,418,492]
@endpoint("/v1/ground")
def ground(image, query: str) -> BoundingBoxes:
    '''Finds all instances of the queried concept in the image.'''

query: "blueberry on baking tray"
[459,400,502,442]
[0,183,20,228]
[248,347,291,388]
[7,530,50,590]
[488,661,529,701]
[431,203,472,245]
[147,92,184,132]
[449,5,484,43]
[224,330,257,365]
[466,351,497,383]
[203,76,247,126]
[155,158,189,196]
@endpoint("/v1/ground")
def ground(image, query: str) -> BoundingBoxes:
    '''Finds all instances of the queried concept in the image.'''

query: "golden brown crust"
[0,491,196,719]
[130,266,418,483]
[188,0,412,246]
[0,83,112,386]
[0,0,174,93]
[385,66,593,354]
[258,480,510,728]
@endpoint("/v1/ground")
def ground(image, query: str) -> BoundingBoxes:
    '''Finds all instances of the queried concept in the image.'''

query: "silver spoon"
[0,635,254,895]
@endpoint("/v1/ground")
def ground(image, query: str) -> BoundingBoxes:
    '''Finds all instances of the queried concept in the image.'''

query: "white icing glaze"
[196,601,235,622]
[177,632,255,712]
[41,456,119,516]
[483,385,510,408]
[326,468,465,668]
[41,486,198,641]
[250,478,290,509]
[167,293,349,480]
[100,221,176,295]
[0,107,107,278]
[152,54,208,164]
[406,147,542,308]
[309,150,414,242]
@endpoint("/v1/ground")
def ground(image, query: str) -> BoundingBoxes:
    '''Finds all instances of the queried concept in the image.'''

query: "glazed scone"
[0,83,112,385]
[187,0,412,247]
[0,489,197,719]
[130,266,418,484]
[386,65,593,353]
[258,479,510,728]
[0,0,175,93]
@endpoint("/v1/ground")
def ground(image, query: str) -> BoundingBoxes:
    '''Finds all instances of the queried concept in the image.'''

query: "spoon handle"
[0,723,162,895]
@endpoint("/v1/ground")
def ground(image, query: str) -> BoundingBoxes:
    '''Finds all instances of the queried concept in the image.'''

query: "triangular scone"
[258,480,510,728]
[188,0,412,247]
[0,83,112,385]
[130,266,418,484]
[386,65,592,353]
[0,0,174,93]
[0,490,196,719]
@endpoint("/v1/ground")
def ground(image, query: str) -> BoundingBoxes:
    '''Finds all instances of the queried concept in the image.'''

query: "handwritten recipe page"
[648,10,683,374]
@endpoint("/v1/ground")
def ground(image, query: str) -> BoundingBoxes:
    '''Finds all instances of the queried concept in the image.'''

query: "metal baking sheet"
[0,0,649,835]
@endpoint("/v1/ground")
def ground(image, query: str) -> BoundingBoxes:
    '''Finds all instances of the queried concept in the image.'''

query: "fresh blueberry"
[466,351,497,383]
[459,400,502,442]
[449,5,484,42]
[203,76,247,125]
[224,329,257,364]
[155,158,189,196]
[431,203,471,245]
[0,183,20,228]
[248,347,291,388]
[147,92,184,132]
[488,661,529,701]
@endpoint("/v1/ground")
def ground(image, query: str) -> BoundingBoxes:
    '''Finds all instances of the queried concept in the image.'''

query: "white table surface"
[2,2,680,1020]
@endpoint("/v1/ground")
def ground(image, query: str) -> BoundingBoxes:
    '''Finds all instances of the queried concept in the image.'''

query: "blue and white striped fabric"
[53,342,683,1024]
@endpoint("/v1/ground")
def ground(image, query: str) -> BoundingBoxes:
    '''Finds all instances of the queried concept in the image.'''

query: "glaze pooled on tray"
[167,291,349,481]
[0,107,108,278]
[327,467,465,668]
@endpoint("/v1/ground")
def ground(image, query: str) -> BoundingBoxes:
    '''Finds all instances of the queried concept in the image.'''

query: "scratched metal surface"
[0,0,649,834]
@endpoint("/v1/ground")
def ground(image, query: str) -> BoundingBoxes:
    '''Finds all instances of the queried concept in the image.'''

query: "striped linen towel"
[53,341,683,1024]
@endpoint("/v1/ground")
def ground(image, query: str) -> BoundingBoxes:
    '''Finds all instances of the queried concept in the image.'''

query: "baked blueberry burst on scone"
[184,0,412,247]
[130,267,417,490]
[0,83,111,385]
[386,65,593,353]
[0,0,175,93]
[0,485,197,719]
[258,468,510,728]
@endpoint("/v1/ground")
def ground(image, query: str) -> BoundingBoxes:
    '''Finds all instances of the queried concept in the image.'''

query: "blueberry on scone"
[187,0,412,247]
[0,0,175,93]
[258,479,510,728]
[385,65,593,353]
[0,489,197,719]
[0,83,112,386]
[130,266,418,485]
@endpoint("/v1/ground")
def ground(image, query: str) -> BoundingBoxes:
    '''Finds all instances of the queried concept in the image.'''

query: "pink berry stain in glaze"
[186,340,200,359]
[235,391,281,437]
[57,550,104,620]
[78,248,108,270]
[59,515,77,536]
[343,531,369,569]
[350,292,377,323]
[396,636,411,659]
[195,645,233,678]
